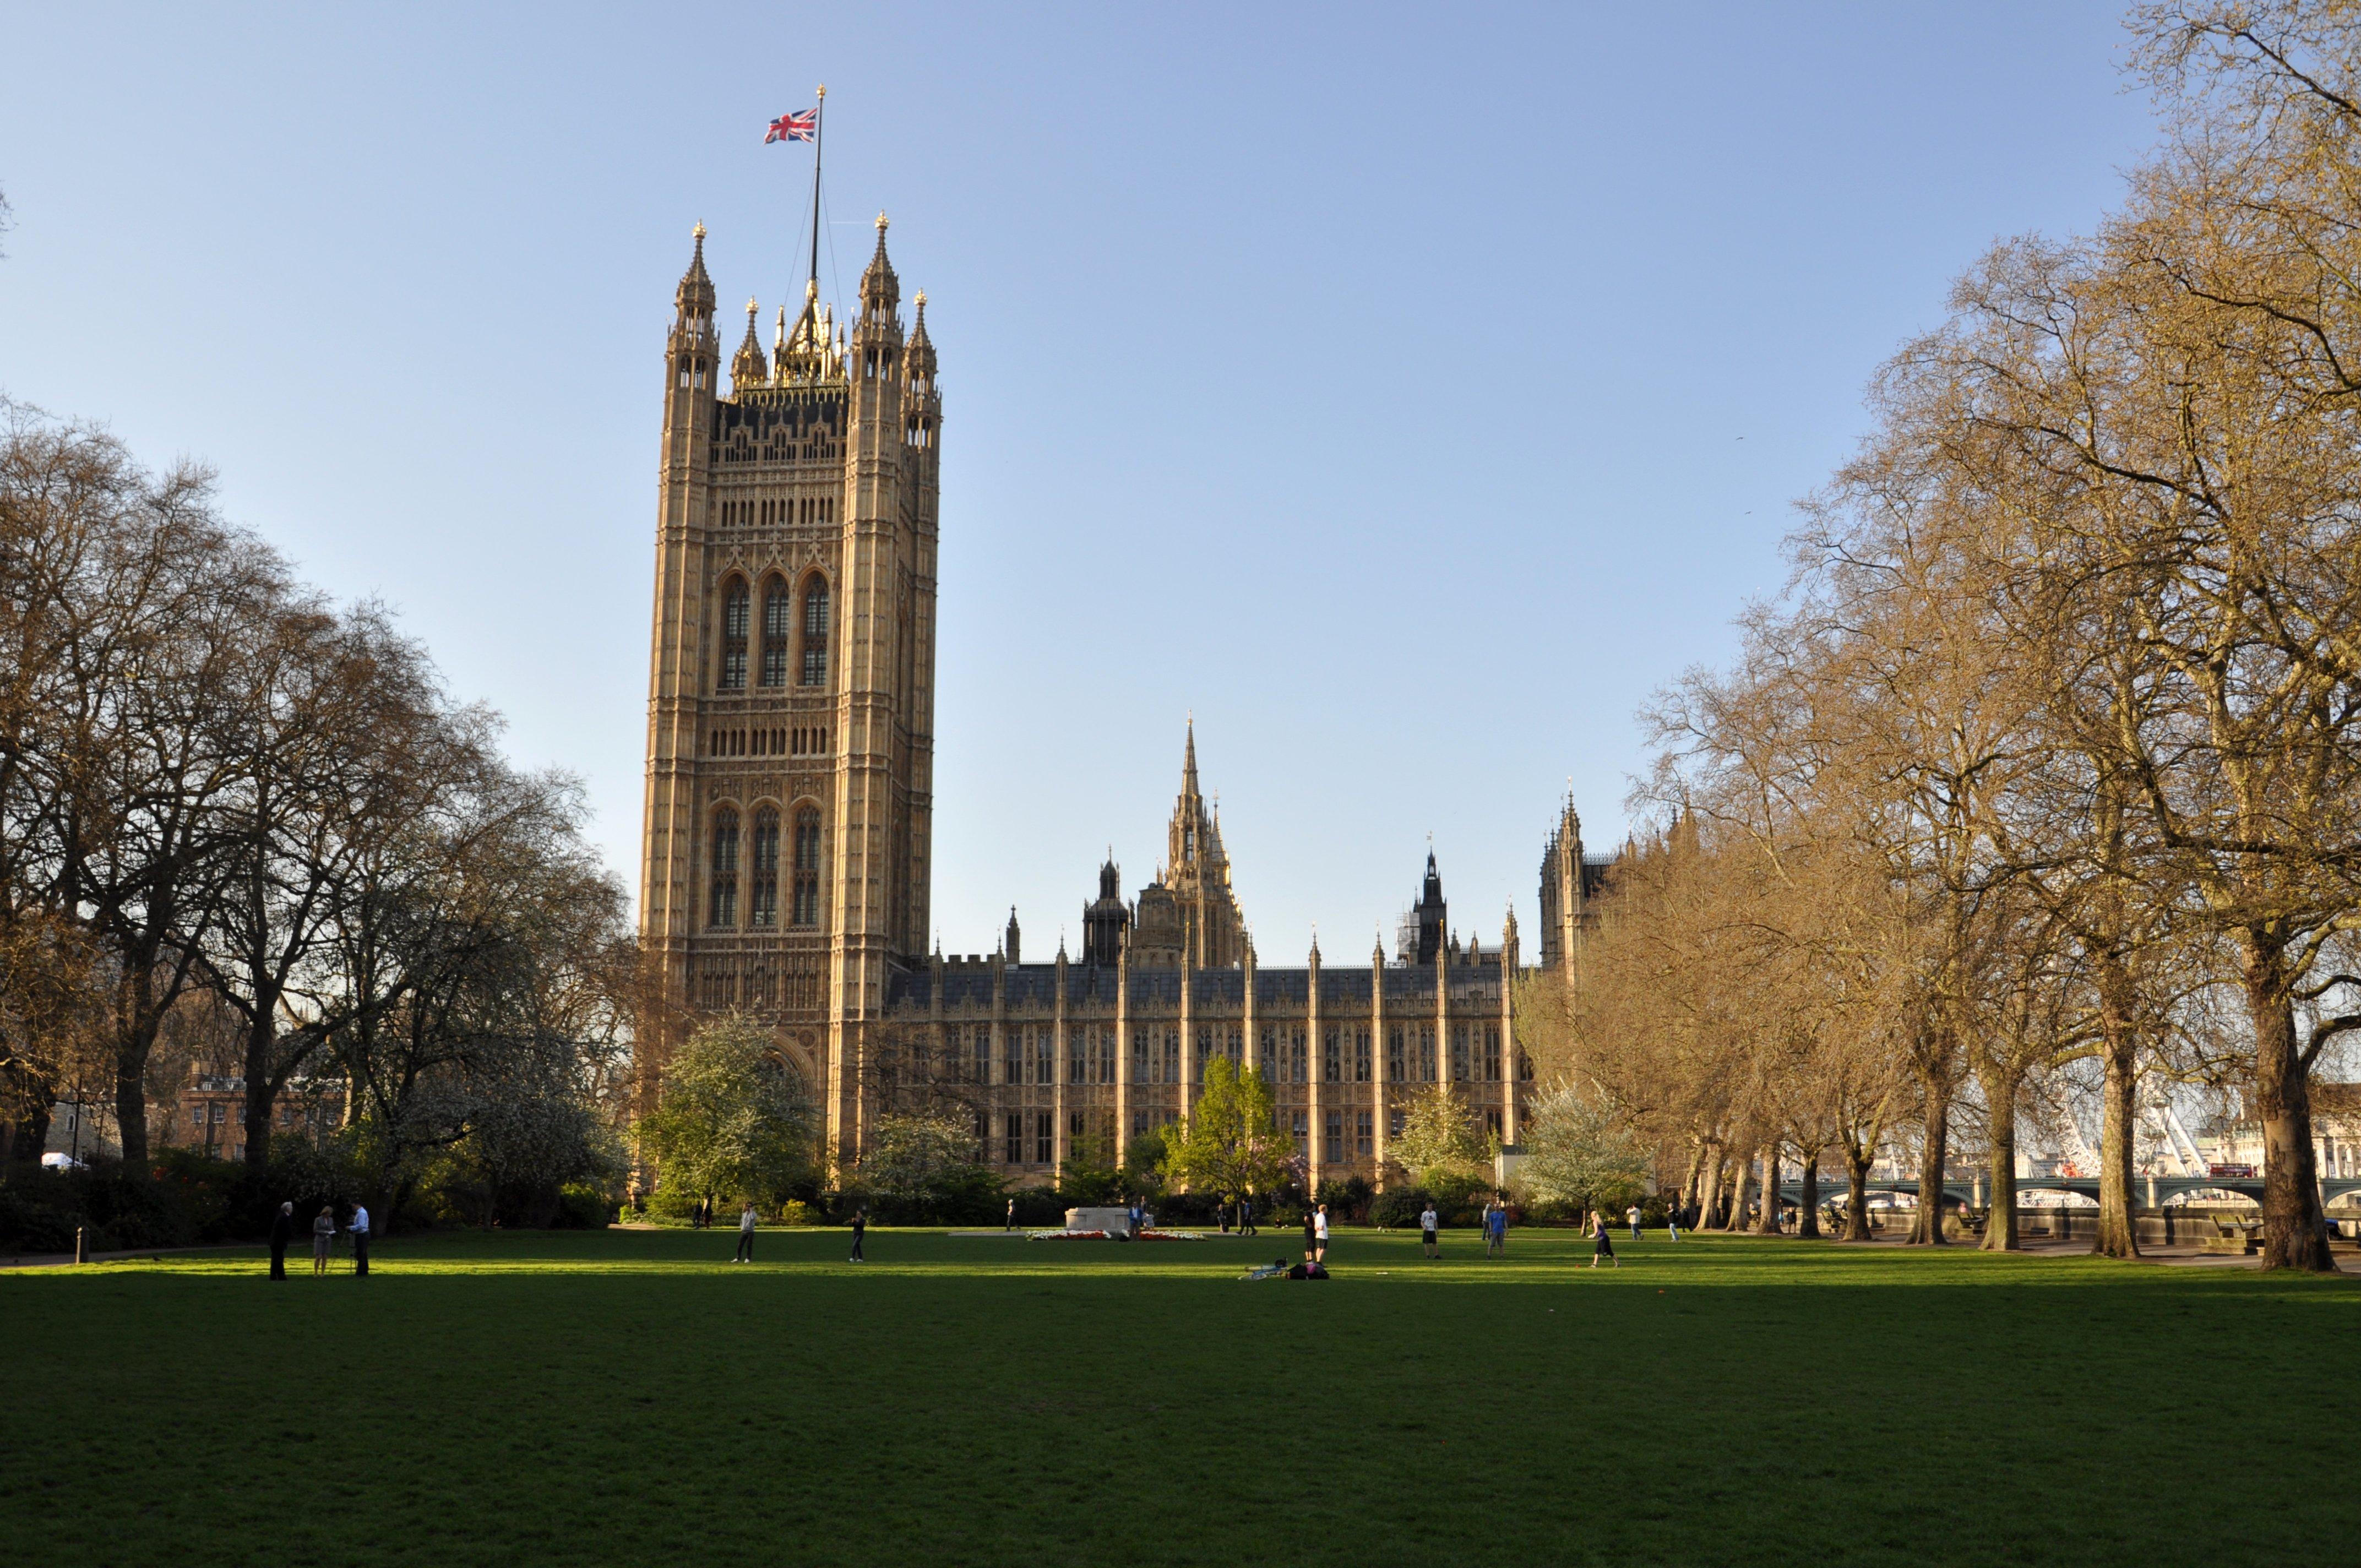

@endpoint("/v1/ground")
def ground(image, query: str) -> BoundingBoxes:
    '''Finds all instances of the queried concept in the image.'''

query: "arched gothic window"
[760,583,791,687]
[749,807,780,928]
[709,808,740,928]
[719,581,749,690]
[799,580,830,686]
[791,806,822,926]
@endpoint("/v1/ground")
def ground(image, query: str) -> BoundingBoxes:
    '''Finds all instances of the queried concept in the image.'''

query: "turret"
[664,222,719,431]
[1004,906,1021,966]
[730,296,768,394]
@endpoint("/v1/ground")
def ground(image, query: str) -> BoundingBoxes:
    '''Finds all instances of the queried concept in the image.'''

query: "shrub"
[1369,1189,1432,1230]
[1314,1174,1374,1224]
[551,1182,613,1229]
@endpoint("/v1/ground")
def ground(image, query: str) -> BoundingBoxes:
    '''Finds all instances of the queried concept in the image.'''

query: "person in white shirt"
[347,1202,371,1277]
[1313,1203,1330,1263]
[734,1200,757,1262]
[1628,1204,1642,1242]
[1419,1202,1440,1259]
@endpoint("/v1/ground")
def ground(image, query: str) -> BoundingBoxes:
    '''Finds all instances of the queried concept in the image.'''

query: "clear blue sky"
[1,4,2157,961]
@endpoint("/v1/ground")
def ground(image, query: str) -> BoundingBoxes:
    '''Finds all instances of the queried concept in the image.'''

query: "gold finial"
[693,221,706,241]
[914,290,926,308]
[746,295,758,316]
[875,211,889,233]
[817,83,826,100]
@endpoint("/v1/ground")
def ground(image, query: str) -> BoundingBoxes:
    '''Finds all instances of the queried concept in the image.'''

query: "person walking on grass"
[1314,1202,1330,1264]
[349,1202,371,1277]
[1591,1209,1619,1268]
[269,1201,294,1280]
[734,1200,757,1262]
[1005,1197,1015,1232]
[1242,1195,1256,1237]
[311,1206,335,1277]
[1302,1206,1318,1265]
[1420,1200,1440,1259]
[1484,1200,1505,1258]
[850,1207,867,1263]
[1667,1206,1682,1242]
[1628,1204,1642,1242]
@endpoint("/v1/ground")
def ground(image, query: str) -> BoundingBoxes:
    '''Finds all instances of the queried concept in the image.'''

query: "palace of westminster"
[639,214,1608,1183]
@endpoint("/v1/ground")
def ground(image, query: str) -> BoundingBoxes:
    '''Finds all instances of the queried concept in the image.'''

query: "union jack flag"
[766,108,818,144]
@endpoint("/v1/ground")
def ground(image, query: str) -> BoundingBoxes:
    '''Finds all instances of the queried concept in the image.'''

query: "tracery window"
[748,808,780,928]
[1484,1027,1502,1082]
[791,807,821,926]
[708,808,739,929]
[1290,1028,1308,1085]
[1355,1027,1372,1083]
[1387,1025,1405,1083]
[800,580,830,685]
[761,583,792,687]
[719,581,749,690]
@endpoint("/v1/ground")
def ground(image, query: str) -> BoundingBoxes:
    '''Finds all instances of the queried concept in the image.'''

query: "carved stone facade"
[638,216,939,1162]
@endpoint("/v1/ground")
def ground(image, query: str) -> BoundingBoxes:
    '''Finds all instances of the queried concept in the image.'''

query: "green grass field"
[5,1224,2354,1567]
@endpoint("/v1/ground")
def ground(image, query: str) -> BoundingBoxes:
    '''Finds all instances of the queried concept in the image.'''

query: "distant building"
[152,1071,345,1164]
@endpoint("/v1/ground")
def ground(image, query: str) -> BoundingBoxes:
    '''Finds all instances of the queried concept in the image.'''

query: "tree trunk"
[1696,1141,1724,1229]
[2244,934,2333,1272]
[1726,1146,1755,1233]
[1678,1142,1705,1217]
[1755,1143,1784,1234]
[1843,1147,1873,1240]
[1796,1150,1822,1239]
[241,1001,278,1170]
[2094,977,2141,1259]
[1911,1084,1949,1246]
[1979,1061,2021,1251]
[114,1039,151,1172]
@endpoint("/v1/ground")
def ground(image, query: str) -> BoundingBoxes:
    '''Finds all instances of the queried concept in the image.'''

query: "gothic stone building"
[638,217,1608,1184]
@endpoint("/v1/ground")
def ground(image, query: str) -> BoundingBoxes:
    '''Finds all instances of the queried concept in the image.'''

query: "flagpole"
[807,84,826,291]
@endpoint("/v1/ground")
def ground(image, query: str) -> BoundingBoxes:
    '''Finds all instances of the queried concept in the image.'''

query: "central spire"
[1183,715,1199,798]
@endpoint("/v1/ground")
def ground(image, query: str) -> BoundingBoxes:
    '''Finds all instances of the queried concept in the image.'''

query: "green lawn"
[4,1224,2353,1567]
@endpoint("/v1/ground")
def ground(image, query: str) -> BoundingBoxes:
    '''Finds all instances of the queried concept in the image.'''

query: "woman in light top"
[311,1206,335,1277]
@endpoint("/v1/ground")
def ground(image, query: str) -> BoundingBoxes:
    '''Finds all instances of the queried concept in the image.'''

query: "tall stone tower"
[638,215,940,1164]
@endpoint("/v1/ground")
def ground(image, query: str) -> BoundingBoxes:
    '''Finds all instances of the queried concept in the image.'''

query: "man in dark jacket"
[268,1201,295,1279]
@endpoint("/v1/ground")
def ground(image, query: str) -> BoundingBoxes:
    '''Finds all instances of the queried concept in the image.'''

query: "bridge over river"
[1775,1175,2361,1209]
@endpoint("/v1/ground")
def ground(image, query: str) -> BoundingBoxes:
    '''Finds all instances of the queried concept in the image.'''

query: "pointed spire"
[860,210,900,315]
[674,221,715,319]
[731,296,768,393]
[907,289,935,379]
[1183,715,1199,798]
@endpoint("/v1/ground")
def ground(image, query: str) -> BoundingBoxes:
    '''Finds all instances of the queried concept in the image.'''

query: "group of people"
[266,1200,369,1278]
[720,1201,868,1262]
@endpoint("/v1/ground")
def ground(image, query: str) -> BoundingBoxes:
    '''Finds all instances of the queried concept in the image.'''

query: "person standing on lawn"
[348,1202,371,1277]
[269,1201,295,1280]
[1591,1210,1619,1268]
[1628,1204,1642,1242]
[849,1207,867,1262]
[1420,1201,1440,1259]
[1313,1202,1330,1264]
[1484,1200,1505,1258]
[1241,1195,1256,1237]
[1302,1206,1318,1264]
[311,1206,334,1277]
[734,1201,757,1262]
[1005,1197,1015,1232]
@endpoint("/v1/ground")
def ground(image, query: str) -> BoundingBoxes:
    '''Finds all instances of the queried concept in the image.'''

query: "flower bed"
[1022,1227,1204,1241]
